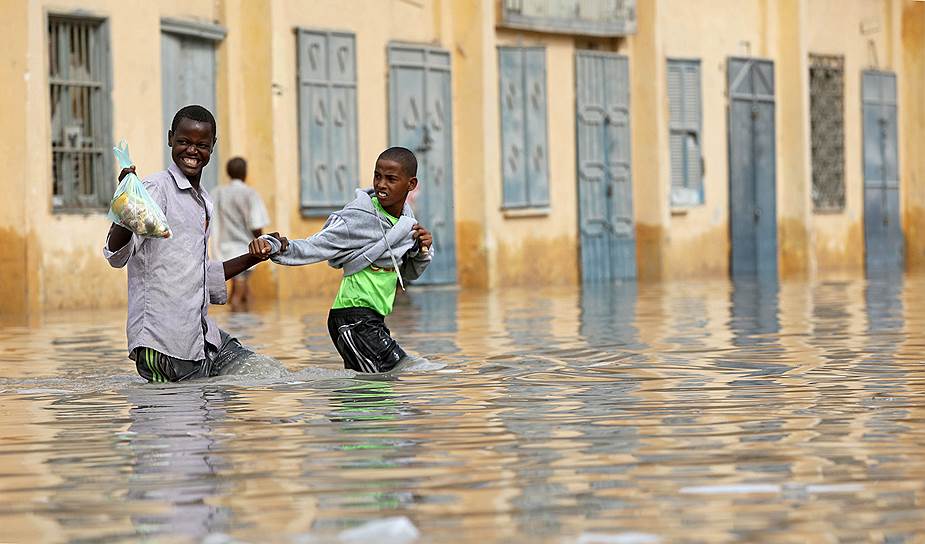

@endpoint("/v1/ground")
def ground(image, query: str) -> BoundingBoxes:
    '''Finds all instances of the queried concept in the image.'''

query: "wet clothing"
[328,307,406,373]
[332,198,400,316]
[261,189,432,372]
[103,163,227,361]
[133,330,252,382]
[211,179,270,261]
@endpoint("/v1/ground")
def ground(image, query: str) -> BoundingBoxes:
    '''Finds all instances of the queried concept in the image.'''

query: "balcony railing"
[500,0,636,37]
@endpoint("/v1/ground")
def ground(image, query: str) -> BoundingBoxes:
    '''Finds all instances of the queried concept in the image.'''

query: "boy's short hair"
[226,157,247,179]
[171,105,217,138]
[378,147,417,178]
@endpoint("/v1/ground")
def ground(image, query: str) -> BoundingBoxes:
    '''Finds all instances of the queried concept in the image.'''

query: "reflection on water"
[2,275,925,542]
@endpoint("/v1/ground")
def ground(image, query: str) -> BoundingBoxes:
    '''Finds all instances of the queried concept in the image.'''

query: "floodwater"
[2,274,925,543]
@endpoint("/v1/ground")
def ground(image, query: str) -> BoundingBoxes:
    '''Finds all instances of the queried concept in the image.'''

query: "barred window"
[810,54,845,212]
[49,15,112,211]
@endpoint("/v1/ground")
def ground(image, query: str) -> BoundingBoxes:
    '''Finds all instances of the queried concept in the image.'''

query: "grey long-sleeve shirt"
[103,163,227,360]
[260,189,433,284]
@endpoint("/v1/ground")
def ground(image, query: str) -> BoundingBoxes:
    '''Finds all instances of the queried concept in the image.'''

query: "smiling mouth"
[181,157,200,169]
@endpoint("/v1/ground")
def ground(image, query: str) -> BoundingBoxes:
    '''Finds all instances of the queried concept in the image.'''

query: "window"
[499,46,549,209]
[500,0,636,37]
[667,59,702,207]
[48,15,112,211]
[296,29,358,216]
[810,54,845,212]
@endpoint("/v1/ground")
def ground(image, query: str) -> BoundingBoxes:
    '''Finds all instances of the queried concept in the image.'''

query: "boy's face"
[168,117,216,180]
[373,159,417,211]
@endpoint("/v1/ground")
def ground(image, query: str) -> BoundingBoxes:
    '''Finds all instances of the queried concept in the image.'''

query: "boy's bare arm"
[224,232,289,280]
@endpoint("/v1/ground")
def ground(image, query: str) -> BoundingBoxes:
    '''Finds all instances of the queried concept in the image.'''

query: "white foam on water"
[337,516,420,543]
[398,357,446,372]
[575,532,661,544]
[805,483,865,494]
[679,483,781,495]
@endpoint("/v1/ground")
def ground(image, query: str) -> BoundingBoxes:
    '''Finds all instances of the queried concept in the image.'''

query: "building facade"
[3,0,925,315]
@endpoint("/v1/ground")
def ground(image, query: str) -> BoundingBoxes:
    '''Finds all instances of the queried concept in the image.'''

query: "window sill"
[53,207,108,216]
[301,206,342,219]
[813,207,845,215]
[502,207,551,219]
[670,204,703,216]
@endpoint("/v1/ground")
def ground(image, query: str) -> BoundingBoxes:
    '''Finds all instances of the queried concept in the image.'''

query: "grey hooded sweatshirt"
[260,189,432,286]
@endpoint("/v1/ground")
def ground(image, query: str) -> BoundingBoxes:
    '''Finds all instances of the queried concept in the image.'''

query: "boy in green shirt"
[250,147,433,373]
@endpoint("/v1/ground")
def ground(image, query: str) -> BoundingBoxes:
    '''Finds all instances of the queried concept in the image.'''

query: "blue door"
[576,51,635,282]
[388,44,456,285]
[161,24,222,190]
[862,70,903,274]
[727,58,777,278]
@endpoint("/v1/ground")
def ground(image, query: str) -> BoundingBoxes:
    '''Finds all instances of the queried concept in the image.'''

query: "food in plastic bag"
[107,140,171,238]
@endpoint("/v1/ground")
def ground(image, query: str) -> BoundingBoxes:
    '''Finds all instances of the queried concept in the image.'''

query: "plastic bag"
[107,140,171,238]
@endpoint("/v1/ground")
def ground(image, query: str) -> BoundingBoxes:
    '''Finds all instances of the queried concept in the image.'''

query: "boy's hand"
[248,238,273,261]
[118,165,136,182]
[265,232,289,252]
[412,224,432,251]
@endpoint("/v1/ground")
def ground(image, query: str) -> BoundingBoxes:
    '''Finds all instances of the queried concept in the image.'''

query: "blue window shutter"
[500,46,549,208]
[297,30,358,215]
[684,62,703,201]
[667,59,702,206]
[326,33,358,205]
[524,47,549,206]
[499,47,527,207]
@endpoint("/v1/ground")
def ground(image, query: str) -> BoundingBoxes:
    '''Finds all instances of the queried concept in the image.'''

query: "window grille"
[49,15,112,211]
[810,54,845,212]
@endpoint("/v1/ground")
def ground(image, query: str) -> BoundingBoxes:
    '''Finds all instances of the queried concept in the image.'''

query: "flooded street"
[2,275,925,543]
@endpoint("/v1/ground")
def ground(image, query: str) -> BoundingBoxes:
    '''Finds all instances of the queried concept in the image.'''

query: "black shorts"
[131,330,252,383]
[327,307,406,373]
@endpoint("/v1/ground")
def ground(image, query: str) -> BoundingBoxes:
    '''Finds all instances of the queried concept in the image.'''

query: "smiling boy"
[103,105,269,382]
[249,147,433,373]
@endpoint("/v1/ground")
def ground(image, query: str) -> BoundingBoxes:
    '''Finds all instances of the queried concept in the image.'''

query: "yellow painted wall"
[652,0,769,279]
[7,0,925,316]
[489,29,582,287]
[806,0,890,273]
[267,0,446,300]
[900,0,925,270]
[17,0,220,314]
[0,1,32,319]
[451,0,491,288]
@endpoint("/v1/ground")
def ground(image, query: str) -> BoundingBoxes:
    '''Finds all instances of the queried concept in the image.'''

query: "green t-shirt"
[331,198,400,316]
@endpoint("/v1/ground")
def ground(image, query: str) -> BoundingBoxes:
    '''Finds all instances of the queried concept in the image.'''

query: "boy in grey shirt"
[103,105,273,382]
[249,147,432,373]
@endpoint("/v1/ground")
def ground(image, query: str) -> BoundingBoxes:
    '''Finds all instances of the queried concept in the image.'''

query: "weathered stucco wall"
[0,1,34,320]
[6,0,925,316]
[806,0,890,274]
[901,0,925,270]
[268,0,445,300]
[650,0,768,280]
[20,1,219,314]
